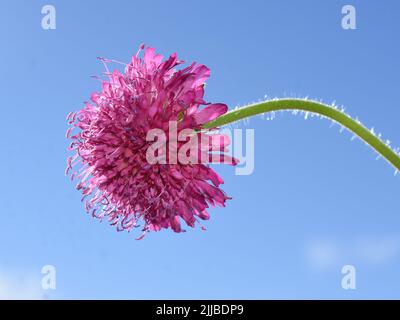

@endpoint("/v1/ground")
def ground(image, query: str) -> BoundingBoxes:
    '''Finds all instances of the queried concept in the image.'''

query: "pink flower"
[66,46,236,238]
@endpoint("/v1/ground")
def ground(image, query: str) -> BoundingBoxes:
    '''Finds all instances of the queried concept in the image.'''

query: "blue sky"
[1,0,400,299]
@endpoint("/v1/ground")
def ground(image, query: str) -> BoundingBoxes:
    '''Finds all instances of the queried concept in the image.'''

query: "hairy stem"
[203,99,400,171]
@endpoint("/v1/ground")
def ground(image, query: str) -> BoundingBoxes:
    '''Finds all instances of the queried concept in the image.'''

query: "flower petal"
[194,103,228,125]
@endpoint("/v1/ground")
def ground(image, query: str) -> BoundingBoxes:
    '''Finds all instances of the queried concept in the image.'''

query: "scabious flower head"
[66,45,236,238]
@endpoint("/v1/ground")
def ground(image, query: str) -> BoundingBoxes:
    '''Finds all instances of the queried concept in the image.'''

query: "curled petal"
[194,103,228,125]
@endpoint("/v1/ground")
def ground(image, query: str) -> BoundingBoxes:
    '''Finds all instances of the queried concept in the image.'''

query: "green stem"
[203,99,400,171]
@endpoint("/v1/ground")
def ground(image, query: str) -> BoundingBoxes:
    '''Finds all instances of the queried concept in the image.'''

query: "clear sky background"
[1,0,400,299]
